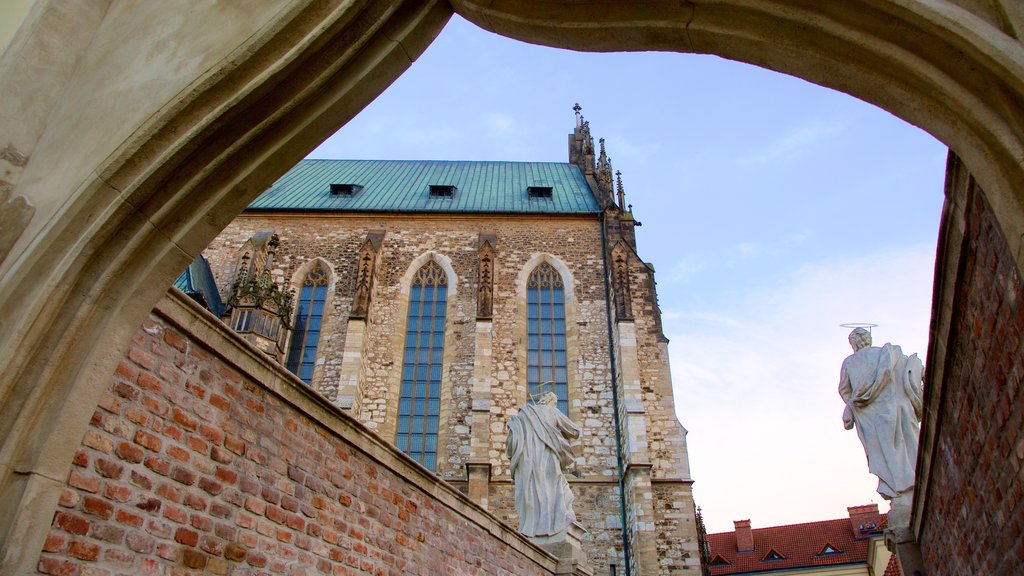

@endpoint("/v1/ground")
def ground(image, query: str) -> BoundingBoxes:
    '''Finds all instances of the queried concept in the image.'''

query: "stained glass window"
[527,262,568,414]
[285,266,328,384]
[396,261,447,470]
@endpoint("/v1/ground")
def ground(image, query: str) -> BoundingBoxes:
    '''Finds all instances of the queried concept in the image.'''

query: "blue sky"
[311,16,947,533]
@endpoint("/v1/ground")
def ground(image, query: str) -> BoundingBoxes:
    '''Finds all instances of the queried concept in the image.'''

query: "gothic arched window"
[527,262,568,414]
[285,266,329,384]
[396,260,448,470]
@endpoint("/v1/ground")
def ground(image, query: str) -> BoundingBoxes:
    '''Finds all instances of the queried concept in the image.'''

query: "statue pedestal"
[884,492,925,576]
[530,523,592,576]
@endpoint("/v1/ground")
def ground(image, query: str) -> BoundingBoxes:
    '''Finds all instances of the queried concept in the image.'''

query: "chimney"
[734,519,754,552]
[847,504,880,539]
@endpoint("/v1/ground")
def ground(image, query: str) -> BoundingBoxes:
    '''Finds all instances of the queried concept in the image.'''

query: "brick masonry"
[35,290,558,576]
[916,167,1024,573]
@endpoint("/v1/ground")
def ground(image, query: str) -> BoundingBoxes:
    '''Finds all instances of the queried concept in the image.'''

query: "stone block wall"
[201,211,700,574]
[916,157,1024,574]
[35,290,557,576]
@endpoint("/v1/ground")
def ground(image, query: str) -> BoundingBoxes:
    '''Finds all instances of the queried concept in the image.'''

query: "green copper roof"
[246,159,600,214]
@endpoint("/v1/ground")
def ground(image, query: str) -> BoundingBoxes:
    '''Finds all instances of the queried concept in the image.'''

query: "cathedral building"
[197,109,701,574]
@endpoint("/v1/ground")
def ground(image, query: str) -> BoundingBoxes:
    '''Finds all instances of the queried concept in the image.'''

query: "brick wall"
[917,164,1024,573]
[35,290,557,576]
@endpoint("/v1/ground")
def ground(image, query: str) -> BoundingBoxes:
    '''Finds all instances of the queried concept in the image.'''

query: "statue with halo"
[839,327,924,506]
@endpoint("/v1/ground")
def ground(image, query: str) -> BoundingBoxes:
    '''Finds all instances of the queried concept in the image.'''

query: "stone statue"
[506,391,581,538]
[839,328,924,501]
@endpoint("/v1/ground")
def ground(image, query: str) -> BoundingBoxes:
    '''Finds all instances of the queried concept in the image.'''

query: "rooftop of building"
[707,505,887,575]
[245,159,602,215]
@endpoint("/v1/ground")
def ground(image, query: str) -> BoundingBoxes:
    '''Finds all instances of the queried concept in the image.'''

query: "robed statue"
[839,327,924,500]
[506,391,581,537]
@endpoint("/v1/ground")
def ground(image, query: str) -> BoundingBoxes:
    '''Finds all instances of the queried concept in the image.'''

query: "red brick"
[163,503,188,524]
[82,495,114,519]
[58,489,80,508]
[81,430,113,454]
[115,359,139,382]
[144,456,171,476]
[135,497,161,514]
[167,444,190,463]
[209,394,231,411]
[198,476,223,496]
[210,501,233,519]
[54,512,90,536]
[225,542,248,562]
[72,449,89,467]
[142,394,168,417]
[116,508,145,527]
[164,329,188,352]
[126,531,155,554]
[43,532,67,553]
[37,557,77,576]
[211,445,233,464]
[115,441,144,464]
[175,526,199,547]
[224,435,246,456]
[172,406,198,432]
[112,381,140,402]
[89,523,125,544]
[103,483,132,503]
[94,457,123,479]
[134,430,162,452]
[184,493,208,511]
[154,482,180,502]
[171,465,197,485]
[128,346,156,371]
[68,539,100,561]
[163,425,183,442]
[129,470,152,490]
[187,434,209,454]
[156,542,178,561]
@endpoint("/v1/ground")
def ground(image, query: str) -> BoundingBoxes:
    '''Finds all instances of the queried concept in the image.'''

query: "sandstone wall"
[203,211,699,574]
[35,290,557,576]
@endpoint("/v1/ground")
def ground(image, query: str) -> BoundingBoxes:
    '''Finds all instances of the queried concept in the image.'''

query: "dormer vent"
[330,183,362,196]
[429,184,456,197]
[527,186,553,198]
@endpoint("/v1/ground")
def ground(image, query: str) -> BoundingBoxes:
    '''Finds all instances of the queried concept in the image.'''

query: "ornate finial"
[616,170,626,209]
[573,103,582,128]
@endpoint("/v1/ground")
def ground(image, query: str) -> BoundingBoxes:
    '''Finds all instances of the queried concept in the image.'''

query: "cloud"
[663,255,709,284]
[484,112,516,137]
[736,241,761,257]
[737,121,849,165]
[666,243,934,532]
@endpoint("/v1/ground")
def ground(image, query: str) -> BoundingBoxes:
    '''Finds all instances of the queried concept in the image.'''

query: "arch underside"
[2,0,1023,571]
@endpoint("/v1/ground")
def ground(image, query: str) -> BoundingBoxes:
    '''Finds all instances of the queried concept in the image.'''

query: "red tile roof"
[884,555,901,576]
[707,510,886,575]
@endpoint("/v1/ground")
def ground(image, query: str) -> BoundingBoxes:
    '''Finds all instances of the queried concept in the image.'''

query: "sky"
[310,16,948,533]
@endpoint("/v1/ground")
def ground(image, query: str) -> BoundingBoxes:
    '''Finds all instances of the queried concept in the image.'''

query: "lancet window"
[527,262,568,414]
[396,260,448,469]
[285,266,329,384]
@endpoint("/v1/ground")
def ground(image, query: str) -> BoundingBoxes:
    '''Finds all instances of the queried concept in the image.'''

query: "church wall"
[204,213,621,480]
[916,157,1024,574]
[201,211,699,574]
[35,289,558,575]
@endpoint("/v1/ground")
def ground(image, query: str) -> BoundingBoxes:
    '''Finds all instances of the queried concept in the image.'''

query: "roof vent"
[429,184,456,197]
[527,186,553,198]
[330,183,362,196]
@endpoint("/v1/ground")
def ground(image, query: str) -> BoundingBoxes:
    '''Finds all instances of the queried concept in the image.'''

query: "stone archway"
[1,0,1022,572]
